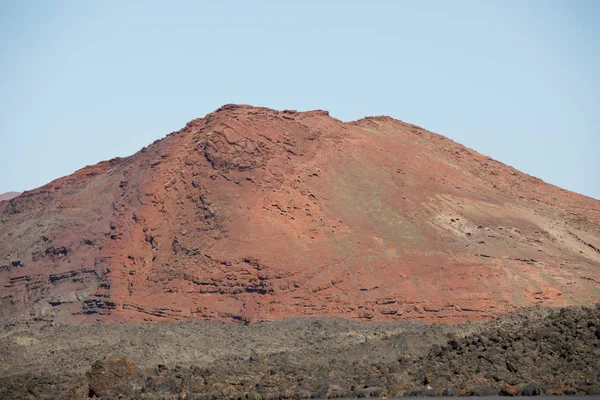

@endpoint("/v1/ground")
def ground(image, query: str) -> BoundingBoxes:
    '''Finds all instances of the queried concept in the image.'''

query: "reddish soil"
[0,104,598,326]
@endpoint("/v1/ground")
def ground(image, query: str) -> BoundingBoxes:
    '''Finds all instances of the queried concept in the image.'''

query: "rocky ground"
[1,305,599,399]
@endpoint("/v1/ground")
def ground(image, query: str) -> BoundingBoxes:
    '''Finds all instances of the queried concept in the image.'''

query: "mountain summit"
[1,104,599,325]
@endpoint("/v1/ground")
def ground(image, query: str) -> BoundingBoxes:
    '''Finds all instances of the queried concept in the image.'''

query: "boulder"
[87,358,147,398]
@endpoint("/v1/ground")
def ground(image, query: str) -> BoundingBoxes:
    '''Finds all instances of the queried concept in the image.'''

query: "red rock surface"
[1,104,599,325]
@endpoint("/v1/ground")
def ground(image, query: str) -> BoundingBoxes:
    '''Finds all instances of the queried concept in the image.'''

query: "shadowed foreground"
[1,305,599,398]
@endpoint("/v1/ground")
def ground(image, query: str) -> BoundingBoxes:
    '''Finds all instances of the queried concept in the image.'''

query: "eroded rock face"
[0,104,599,326]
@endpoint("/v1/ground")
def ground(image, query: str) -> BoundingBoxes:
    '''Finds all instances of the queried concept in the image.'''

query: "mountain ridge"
[1,104,598,326]
[0,192,20,202]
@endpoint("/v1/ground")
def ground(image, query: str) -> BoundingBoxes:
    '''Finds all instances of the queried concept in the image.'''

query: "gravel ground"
[0,305,599,399]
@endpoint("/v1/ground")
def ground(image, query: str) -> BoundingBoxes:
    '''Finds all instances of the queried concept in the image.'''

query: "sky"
[0,0,599,199]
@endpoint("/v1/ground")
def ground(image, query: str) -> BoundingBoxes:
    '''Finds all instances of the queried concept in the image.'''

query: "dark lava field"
[1,305,599,399]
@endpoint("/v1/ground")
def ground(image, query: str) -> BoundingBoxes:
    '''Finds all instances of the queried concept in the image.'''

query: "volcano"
[1,104,599,326]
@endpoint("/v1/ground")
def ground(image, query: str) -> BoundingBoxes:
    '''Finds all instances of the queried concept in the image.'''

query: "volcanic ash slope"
[0,104,599,326]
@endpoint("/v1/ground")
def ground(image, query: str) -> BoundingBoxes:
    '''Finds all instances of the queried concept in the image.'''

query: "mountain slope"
[0,192,20,202]
[1,104,599,325]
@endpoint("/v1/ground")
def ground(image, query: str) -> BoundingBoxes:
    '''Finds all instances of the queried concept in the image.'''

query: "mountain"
[1,104,598,326]
[0,192,20,202]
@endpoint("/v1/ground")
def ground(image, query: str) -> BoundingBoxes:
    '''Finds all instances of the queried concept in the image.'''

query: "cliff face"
[1,104,599,325]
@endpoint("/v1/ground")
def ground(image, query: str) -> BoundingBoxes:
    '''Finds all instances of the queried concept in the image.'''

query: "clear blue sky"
[1,0,599,199]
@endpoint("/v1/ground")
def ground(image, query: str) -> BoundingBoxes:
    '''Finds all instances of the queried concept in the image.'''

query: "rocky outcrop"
[408,304,600,396]
[87,358,147,398]
[0,104,598,326]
